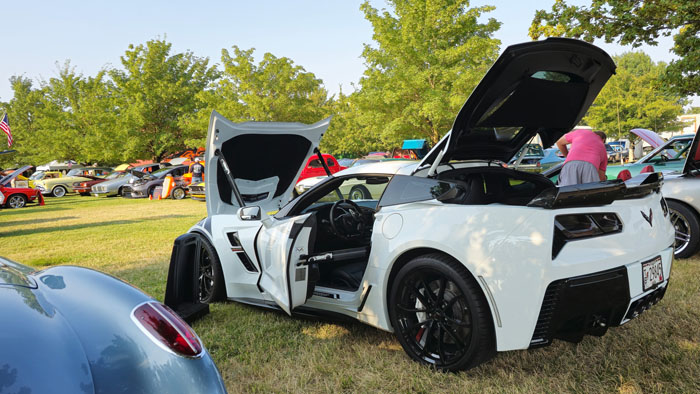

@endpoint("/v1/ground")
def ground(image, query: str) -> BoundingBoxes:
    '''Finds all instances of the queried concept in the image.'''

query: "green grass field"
[2,196,700,393]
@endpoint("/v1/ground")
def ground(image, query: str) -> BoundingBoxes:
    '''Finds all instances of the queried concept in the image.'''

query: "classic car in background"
[606,134,693,179]
[34,167,112,197]
[122,165,188,198]
[72,170,129,195]
[606,143,624,162]
[652,131,700,258]
[539,148,565,170]
[167,39,674,372]
[0,256,226,393]
[188,182,206,201]
[91,163,170,197]
[297,153,346,183]
[507,143,545,172]
[0,166,43,209]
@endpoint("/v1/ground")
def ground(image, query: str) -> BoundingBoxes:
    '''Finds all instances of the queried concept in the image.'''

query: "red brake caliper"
[416,327,425,341]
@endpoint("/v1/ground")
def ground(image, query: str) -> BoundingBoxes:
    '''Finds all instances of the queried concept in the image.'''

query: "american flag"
[0,113,11,147]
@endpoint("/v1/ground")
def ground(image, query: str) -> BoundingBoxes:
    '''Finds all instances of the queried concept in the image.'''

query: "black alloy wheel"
[7,194,27,209]
[196,235,225,303]
[389,254,495,371]
[667,200,700,258]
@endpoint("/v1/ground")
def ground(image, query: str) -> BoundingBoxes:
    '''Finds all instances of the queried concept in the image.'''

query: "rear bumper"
[530,247,673,347]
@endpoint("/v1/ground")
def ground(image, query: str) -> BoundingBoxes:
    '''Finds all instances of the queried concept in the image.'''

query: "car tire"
[171,187,186,200]
[349,185,371,200]
[389,253,495,371]
[667,200,700,258]
[197,234,226,303]
[51,185,67,198]
[6,194,27,209]
[117,186,124,196]
[389,254,496,371]
[147,186,155,199]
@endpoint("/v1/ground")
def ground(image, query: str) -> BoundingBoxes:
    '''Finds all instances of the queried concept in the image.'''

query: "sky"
[0,0,690,104]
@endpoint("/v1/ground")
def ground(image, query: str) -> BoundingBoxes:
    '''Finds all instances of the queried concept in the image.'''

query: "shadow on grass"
[1,216,79,227]
[0,205,69,217]
[0,214,188,237]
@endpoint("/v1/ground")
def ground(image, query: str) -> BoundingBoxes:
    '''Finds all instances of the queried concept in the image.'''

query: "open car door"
[256,213,316,315]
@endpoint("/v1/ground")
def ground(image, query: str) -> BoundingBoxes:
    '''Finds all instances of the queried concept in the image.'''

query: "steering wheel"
[330,199,366,240]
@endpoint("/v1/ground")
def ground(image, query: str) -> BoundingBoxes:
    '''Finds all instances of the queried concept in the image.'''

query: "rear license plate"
[642,256,663,291]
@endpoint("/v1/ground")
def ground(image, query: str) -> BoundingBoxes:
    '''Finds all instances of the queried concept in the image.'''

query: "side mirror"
[238,206,261,221]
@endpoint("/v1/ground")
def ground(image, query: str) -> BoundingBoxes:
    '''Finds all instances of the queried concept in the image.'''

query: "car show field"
[2,196,699,392]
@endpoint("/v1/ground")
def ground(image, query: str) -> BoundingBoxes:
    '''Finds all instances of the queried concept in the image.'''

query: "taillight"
[552,213,623,259]
[131,301,203,357]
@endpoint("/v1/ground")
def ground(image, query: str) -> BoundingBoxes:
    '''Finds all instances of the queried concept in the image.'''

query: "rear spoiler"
[528,172,662,209]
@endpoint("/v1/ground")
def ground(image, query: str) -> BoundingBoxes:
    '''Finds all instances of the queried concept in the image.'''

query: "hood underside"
[205,111,331,215]
[421,38,616,168]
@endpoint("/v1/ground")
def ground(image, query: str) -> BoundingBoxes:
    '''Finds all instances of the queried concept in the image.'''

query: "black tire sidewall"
[197,234,226,303]
[667,200,700,258]
[350,185,370,199]
[388,254,493,371]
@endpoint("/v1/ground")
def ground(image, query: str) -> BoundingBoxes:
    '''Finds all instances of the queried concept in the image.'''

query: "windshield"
[29,171,44,180]
[105,172,125,180]
[65,169,84,177]
[642,138,692,163]
[148,167,173,178]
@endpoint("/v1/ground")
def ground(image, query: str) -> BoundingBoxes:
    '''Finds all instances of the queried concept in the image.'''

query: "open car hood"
[0,165,32,187]
[205,111,331,216]
[631,128,665,148]
[419,38,616,168]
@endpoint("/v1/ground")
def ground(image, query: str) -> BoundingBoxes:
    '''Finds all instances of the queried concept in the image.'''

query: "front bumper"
[122,185,150,198]
[530,248,673,347]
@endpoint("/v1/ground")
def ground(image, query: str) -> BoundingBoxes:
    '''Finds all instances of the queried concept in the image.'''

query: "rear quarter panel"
[362,192,673,351]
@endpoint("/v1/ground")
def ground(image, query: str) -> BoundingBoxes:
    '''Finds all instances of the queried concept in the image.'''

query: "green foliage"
[111,39,219,162]
[350,0,501,150]
[530,0,700,96]
[182,46,331,148]
[582,52,685,139]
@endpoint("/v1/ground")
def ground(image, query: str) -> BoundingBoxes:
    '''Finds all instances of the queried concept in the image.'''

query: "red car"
[1,165,44,209]
[297,154,346,182]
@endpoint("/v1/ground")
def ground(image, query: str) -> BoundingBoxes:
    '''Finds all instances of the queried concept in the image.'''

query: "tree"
[111,39,219,162]
[582,52,685,138]
[0,76,45,167]
[529,0,700,96]
[351,0,501,149]
[181,46,331,149]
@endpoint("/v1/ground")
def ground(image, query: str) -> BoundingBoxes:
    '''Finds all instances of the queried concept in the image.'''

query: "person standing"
[556,129,608,186]
[190,158,204,184]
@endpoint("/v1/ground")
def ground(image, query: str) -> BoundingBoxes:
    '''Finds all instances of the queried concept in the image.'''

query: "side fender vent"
[226,232,258,272]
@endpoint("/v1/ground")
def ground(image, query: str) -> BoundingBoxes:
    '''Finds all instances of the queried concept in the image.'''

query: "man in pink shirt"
[555,128,608,186]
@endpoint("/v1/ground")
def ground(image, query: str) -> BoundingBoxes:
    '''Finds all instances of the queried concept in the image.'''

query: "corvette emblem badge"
[641,209,653,226]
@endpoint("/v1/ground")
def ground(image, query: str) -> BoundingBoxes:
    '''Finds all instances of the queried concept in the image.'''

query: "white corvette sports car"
[166,38,675,371]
